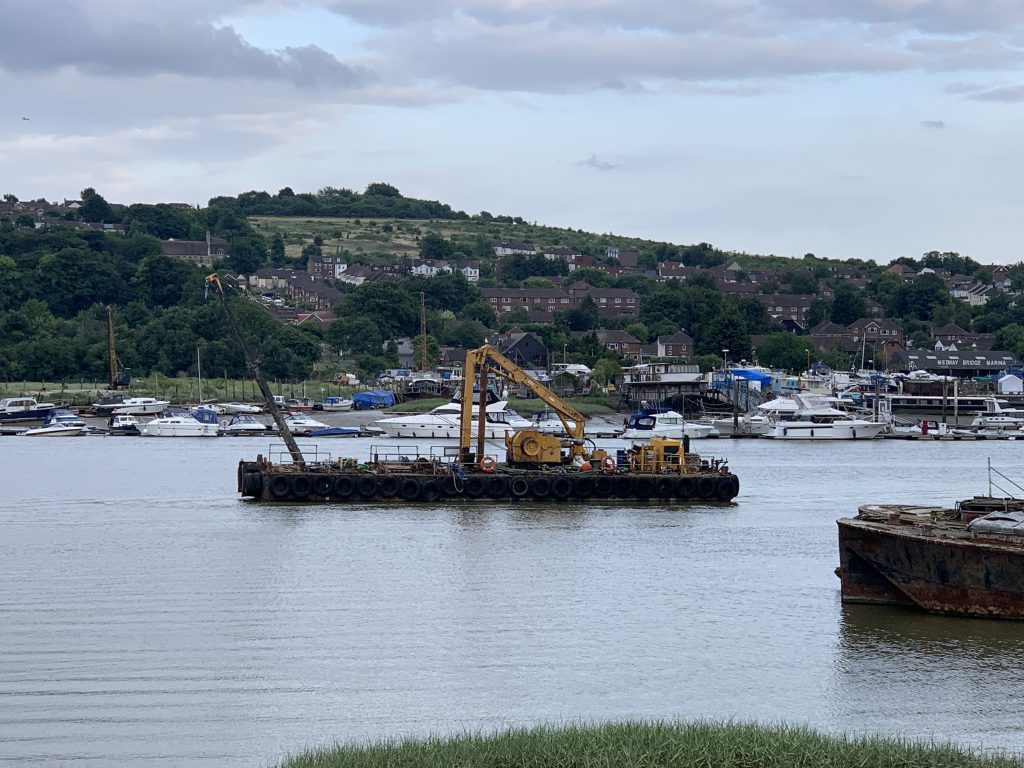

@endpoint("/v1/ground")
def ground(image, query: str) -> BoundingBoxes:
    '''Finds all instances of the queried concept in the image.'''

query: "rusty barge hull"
[837,517,1024,619]
[238,461,740,504]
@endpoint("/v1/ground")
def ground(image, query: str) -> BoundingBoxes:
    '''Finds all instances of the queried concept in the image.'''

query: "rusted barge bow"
[837,494,1024,619]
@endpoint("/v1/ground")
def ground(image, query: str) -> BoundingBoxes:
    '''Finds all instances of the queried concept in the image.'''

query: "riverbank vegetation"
[278,721,1022,768]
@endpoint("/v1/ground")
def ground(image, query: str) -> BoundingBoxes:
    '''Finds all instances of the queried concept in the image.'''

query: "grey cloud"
[579,154,621,171]
[0,1,373,88]
[771,0,1024,33]
[970,84,1024,102]
[920,120,946,129]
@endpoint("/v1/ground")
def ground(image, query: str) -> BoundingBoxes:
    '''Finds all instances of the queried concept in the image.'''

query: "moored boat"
[23,409,87,436]
[219,413,270,435]
[321,396,353,412]
[767,394,885,440]
[837,495,1024,619]
[619,409,717,440]
[283,411,330,435]
[374,400,533,439]
[0,396,57,423]
[142,407,220,437]
[107,413,142,435]
[111,397,170,416]
[221,402,263,415]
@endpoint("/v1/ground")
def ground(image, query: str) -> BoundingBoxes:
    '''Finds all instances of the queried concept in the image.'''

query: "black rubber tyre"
[399,477,422,501]
[290,475,313,500]
[312,476,333,498]
[612,475,634,498]
[377,476,400,498]
[242,472,263,497]
[696,476,716,500]
[654,477,675,499]
[332,475,355,498]
[550,476,572,500]
[438,475,461,497]
[675,477,696,500]
[464,476,486,498]
[509,477,530,498]
[420,480,440,502]
[486,475,509,499]
[530,476,552,499]
[634,476,654,499]
[716,475,740,502]
[355,476,378,499]
[573,475,595,499]
[593,475,614,498]
[269,475,291,500]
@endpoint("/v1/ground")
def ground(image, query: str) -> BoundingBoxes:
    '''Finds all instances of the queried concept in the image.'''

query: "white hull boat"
[767,394,885,440]
[221,402,263,415]
[219,413,270,434]
[284,412,330,435]
[111,397,170,415]
[620,410,717,440]
[321,397,353,412]
[23,409,87,436]
[142,408,220,437]
[711,413,773,436]
[375,400,532,439]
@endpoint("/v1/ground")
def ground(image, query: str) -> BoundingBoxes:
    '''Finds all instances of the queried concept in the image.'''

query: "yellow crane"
[457,345,601,467]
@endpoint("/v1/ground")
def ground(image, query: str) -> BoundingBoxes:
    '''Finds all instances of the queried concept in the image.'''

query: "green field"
[279,721,1023,768]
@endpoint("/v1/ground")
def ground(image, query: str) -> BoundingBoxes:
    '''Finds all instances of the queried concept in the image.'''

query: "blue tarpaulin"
[729,368,773,385]
[352,390,396,410]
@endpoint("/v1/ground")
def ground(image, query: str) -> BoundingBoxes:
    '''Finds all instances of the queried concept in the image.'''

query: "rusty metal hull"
[237,460,740,504]
[837,517,1024,619]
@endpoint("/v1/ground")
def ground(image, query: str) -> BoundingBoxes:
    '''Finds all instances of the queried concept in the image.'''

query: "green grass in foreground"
[279,721,1023,768]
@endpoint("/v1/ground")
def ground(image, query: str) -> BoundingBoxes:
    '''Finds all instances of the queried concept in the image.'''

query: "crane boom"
[459,345,586,463]
[205,274,305,468]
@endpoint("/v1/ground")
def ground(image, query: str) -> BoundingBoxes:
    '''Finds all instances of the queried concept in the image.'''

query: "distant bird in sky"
[21,117,30,121]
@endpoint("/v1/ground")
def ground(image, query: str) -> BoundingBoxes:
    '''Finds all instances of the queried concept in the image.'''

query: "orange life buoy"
[601,456,616,473]
[479,455,497,473]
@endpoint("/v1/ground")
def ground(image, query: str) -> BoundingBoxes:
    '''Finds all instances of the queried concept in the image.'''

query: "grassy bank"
[279,721,1021,768]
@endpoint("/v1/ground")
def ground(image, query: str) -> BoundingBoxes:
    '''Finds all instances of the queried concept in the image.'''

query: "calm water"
[2,433,1024,766]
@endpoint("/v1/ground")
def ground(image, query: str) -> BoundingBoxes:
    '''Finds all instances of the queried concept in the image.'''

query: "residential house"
[656,332,693,358]
[287,274,344,312]
[847,318,905,359]
[887,263,915,280]
[495,331,549,368]
[160,232,229,267]
[757,294,815,326]
[586,287,640,316]
[932,324,995,352]
[481,287,572,314]
[494,241,536,257]
[308,254,347,279]
[948,274,992,306]
[595,329,643,360]
[457,260,480,283]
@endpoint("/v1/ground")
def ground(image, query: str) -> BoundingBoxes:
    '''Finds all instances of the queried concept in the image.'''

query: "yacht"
[23,409,88,436]
[767,394,885,440]
[142,407,220,437]
[219,413,270,435]
[374,400,533,439]
[283,411,330,435]
[0,397,57,422]
[970,398,1024,432]
[711,412,773,436]
[619,410,717,440]
[107,413,142,436]
[110,397,170,416]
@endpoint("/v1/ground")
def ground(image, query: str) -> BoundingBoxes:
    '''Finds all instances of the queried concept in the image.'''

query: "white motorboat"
[766,394,886,440]
[711,412,773,436]
[219,413,270,434]
[971,398,1024,431]
[321,396,353,412]
[619,410,717,440]
[0,396,57,422]
[529,408,572,436]
[374,400,533,439]
[283,411,330,435]
[107,413,142,435]
[221,402,263,415]
[111,397,170,415]
[142,407,220,437]
[23,409,87,436]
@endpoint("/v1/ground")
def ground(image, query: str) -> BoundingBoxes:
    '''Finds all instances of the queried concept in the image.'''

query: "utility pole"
[419,291,427,371]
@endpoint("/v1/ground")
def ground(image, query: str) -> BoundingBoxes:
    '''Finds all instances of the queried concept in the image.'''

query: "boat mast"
[419,291,427,371]
[197,347,203,404]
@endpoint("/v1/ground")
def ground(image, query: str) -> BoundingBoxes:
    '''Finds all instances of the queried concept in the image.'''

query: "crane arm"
[459,345,586,457]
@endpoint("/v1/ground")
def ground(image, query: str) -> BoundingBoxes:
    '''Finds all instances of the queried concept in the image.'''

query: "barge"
[205,275,740,506]
[837,495,1024,619]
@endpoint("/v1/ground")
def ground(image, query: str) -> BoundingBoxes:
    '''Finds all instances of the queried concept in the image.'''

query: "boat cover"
[730,368,773,385]
[968,510,1024,534]
[352,390,396,409]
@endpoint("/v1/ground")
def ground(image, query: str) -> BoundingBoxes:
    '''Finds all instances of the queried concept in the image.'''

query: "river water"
[2,432,1024,766]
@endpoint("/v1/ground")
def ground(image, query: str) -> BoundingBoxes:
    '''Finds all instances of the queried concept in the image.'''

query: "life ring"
[479,456,497,473]
[601,456,617,473]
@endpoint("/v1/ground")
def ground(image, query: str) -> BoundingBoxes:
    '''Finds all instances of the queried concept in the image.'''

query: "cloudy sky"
[2,1,1023,263]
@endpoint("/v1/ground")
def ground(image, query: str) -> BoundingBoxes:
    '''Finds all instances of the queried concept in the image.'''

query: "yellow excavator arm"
[459,345,587,462]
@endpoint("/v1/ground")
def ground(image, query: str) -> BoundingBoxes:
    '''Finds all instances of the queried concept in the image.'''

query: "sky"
[2,0,1023,264]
